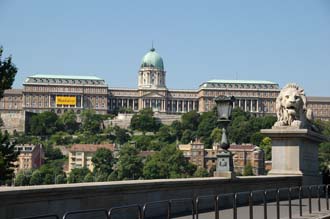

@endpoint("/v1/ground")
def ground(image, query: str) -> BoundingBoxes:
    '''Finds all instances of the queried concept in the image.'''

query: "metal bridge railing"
[13,184,330,219]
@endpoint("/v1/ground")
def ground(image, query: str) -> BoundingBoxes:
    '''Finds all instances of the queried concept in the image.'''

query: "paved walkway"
[174,198,330,219]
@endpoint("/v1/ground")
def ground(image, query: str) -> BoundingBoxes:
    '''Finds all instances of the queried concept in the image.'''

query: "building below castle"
[1,47,330,133]
[178,140,265,175]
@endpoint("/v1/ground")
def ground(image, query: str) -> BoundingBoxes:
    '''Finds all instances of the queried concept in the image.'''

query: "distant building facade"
[68,144,116,173]
[178,140,265,175]
[14,144,44,173]
[1,47,330,133]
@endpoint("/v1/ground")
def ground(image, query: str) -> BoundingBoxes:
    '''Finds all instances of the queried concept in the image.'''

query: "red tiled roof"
[228,144,256,150]
[138,150,156,157]
[69,144,115,152]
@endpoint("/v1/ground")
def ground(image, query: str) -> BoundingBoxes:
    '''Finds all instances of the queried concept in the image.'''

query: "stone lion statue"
[273,83,313,129]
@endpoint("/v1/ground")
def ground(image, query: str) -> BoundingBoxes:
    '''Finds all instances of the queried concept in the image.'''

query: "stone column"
[176,100,179,112]
[256,100,259,112]
[244,99,247,111]
[261,128,326,185]
[250,100,253,112]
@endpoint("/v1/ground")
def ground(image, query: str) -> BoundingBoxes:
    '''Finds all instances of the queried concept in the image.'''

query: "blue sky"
[1,0,330,96]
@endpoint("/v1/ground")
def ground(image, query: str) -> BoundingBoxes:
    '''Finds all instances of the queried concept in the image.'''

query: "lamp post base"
[214,150,235,179]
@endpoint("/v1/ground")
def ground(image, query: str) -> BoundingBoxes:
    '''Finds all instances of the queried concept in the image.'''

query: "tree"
[113,126,130,145]
[67,167,90,183]
[84,172,94,182]
[193,167,209,177]
[15,172,30,186]
[116,144,143,180]
[260,137,272,160]
[319,142,330,171]
[250,132,265,146]
[91,148,114,175]
[156,125,176,143]
[0,131,18,185]
[81,109,102,134]
[197,111,218,148]
[181,111,200,131]
[170,120,183,141]
[29,111,59,136]
[211,127,222,143]
[143,144,196,179]
[0,46,17,98]
[181,129,194,144]
[243,163,254,176]
[57,110,78,134]
[130,108,160,133]
[29,170,43,185]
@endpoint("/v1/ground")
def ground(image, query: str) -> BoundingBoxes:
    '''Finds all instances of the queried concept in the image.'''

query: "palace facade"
[1,47,330,133]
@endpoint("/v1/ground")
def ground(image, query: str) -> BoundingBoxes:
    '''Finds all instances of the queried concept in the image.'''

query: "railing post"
[288,187,292,219]
[327,185,329,210]
[195,197,199,219]
[318,185,321,212]
[233,193,237,219]
[299,186,303,217]
[264,190,267,219]
[215,195,220,219]
[168,201,171,219]
[276,188,280,219]
[308,186,312,214]
[249,191,253,219]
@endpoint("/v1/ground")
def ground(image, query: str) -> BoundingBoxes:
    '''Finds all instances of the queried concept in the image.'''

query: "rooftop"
[199,79,279,89]
[206,79,277,85]
[28,74,104,81]
[69,144,116,152]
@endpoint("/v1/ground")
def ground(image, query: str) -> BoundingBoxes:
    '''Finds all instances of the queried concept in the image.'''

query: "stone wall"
[0,175,301,219]
[0,111,25,134]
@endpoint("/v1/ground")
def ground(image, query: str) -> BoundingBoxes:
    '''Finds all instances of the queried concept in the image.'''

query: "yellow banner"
[56,96,76,105]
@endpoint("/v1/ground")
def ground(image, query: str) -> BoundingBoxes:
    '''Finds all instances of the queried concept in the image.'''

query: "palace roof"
[199,79,279,89]
[24,74,107,86]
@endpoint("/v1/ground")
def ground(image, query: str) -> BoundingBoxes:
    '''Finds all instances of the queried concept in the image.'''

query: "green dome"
[140,48,164,70]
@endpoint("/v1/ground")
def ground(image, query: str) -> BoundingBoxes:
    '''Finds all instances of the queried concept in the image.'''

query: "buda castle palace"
[1,47,330,132]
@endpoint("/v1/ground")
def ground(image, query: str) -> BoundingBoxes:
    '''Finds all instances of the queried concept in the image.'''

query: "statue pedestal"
[261,128,325,185]
[214,150,235,179]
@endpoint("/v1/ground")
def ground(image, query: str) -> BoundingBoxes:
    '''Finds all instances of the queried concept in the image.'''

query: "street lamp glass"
[215,96,234,121]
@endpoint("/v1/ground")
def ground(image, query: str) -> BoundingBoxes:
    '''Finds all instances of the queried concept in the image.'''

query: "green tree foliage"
[197,111,218,148]
[130,108,160,133]
[14,171,32,186]
[0,131,18,184]
[228,108,276,144]
[260,137,272,160]
[211,127,222,143]
[181,111,200,131]
[170,120,183,141]
[29,111,59,136]
[113,126,130,145]
[81,109,102,134]
[49,131,73,145]
[193,167,209,177]
[67,167,90,183]
[156,125,176,144]
[319,142,330,171]
[181,129,194,144]
[116,144,143,180]
[57,110,79,134]
[143,144,196,179]
[243,163,254,176]
[44,144,64,161]
[84,172,94,182]
[0,46,17,98]
[91,148,114,175]
[29,170,43,185]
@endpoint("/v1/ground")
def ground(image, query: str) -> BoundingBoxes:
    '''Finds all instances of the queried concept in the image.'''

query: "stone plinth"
[261,128,326,185]
[214,150,235,179]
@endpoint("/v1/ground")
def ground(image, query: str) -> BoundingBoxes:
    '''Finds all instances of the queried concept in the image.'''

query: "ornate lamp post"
[214,96,235,178]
